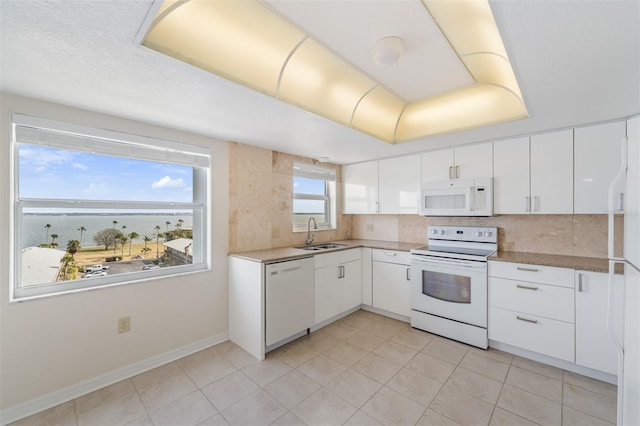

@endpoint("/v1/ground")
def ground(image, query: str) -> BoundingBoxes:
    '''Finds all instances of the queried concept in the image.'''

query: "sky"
[19,145,194,202]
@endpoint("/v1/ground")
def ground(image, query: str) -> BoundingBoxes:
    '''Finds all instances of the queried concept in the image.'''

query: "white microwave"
[419,178,493,216]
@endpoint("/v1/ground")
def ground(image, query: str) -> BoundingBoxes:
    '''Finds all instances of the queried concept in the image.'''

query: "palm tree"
[177,218,184,230]
[128,232,139,256]
[112,220,118,229]
[50,234,59,247]
[119,235,129,257]
[165,221,171,232]
[78,226,86,244]
[154,225,162,260]
[44,224,51,243]
[121,225,127,234]
[66,239,81,258]
[143,235,152,251]
[141,246,152,258]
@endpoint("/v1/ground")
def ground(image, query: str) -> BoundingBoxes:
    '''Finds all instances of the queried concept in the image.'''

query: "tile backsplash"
[352,214,624,259]
[229,143,350,252]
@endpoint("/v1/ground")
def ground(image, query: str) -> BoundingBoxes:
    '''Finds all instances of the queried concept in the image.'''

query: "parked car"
[142,264,160,270]
[83,270,108,278]
[85,264,109,273]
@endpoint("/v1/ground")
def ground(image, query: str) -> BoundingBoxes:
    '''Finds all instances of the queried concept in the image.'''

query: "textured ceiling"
[1,0,638,164]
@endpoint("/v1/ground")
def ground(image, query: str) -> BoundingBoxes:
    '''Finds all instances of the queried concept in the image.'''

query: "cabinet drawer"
[489,261,574,288]
[372,249,411,265]
[489,307,575,362]
[489,277,574,322]
[314,248,361,269]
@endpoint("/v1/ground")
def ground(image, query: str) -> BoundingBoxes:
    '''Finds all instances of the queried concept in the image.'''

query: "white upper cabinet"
[454,143,493,180]
[378,154,421,214]
[343,161,378,214]
[530,129,574,214]
[421,142,492,183]
[574,121,626,214]
[421,148,453,182]
[493,137,530,214]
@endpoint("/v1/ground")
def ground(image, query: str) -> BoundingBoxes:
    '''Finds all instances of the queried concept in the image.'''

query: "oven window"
[422,270,471,303]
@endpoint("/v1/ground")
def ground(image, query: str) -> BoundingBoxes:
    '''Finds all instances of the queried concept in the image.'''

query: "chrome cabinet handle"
[375,201,379,213]
[385,252,397,256]
[337,265,344,279]
[449,166,453,180]
[618,193,624,212]
[578,273,584,292]
[525,196,531,212]
[406,268,411,281]
[517,315,538,324]
[455,165,460,179]
[516,284,538,291]
[516,266,539,272]
[533,196,539,212]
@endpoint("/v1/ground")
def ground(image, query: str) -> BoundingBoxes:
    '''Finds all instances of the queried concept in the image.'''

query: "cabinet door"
[421,148,453,183]
[314,266,340,325]
[575,271,624,375]
[530,129,574,214]
[378,154,421,214]
[493,137,530,214]
[454,142,493,180]
[574,121,626,214]
[361,248,373,306]
[343,161,378,214]
[372,261,411,317]
[340,259,362,311]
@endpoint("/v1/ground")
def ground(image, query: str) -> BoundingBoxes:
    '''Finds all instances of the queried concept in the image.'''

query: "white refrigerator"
[609,114,640,426]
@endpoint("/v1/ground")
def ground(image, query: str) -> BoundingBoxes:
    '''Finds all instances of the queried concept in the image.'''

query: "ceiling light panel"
[140,0,528,144]
[142,0,306,97]
[265,0,474,101]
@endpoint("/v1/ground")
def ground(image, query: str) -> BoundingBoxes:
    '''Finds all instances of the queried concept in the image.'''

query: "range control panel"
[428,225,498,243]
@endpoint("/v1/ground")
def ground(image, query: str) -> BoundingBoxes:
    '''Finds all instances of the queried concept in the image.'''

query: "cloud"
[152,176,186,189]
[72,163,89,171]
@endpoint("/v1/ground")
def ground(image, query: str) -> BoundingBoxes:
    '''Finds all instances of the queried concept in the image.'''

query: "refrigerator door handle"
[608,137,628,260]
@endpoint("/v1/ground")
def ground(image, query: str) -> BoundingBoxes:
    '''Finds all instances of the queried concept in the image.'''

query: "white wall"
[0,93,230,415]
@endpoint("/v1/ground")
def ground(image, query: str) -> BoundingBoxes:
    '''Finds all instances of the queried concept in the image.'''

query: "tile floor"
[12,311,618,426]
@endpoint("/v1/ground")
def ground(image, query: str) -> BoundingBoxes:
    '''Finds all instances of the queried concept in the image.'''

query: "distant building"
[21,246,66,286]
[162,238,193,264]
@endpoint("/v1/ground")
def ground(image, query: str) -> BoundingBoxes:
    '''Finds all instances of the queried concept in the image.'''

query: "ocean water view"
[22,214,193,249]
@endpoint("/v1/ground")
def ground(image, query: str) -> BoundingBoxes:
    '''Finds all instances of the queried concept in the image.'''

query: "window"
[11,114,210,301]
[292,162,336,230]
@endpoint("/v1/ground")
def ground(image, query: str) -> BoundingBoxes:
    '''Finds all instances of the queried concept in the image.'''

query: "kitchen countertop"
[229,241,621,273]
[228,239,421,263]
[490,250,622,274]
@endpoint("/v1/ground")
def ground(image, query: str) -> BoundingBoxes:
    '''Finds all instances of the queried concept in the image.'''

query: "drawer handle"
[516,284,538,291]
[517,315,538,324]
[516,266,539,272]
[385,252,397,256]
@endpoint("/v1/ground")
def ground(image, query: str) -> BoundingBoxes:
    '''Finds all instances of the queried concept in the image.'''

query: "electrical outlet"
[118,316,130,334]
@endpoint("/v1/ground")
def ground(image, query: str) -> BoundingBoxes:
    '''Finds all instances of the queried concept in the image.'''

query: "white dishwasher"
[265,257,314,347]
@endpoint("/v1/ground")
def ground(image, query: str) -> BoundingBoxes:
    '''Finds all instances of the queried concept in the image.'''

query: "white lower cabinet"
[372,249,411,317]
[314,249,362,325]
[575,270,624,375]
[488,261,575,362]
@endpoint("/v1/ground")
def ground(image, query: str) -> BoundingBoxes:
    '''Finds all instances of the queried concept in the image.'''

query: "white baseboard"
[361,305,410,323]
[490,340,618,385]
[0,332,229,426]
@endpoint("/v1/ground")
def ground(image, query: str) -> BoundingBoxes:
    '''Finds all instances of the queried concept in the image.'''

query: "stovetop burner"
[410,225,498,261]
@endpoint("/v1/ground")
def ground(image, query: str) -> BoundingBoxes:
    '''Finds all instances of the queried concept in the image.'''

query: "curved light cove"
[141,0,528,144]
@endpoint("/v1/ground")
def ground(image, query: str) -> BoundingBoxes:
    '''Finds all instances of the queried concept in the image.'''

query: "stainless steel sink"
[295,243,346,251]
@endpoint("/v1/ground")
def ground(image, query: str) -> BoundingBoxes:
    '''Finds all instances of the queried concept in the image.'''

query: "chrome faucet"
[306,217,317,245]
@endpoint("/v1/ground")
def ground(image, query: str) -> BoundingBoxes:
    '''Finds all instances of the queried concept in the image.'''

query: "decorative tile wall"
[229,143,351,253]
[352,214,623,259]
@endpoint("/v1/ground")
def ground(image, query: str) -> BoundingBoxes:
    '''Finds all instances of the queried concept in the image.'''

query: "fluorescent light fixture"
[140,0,528,144]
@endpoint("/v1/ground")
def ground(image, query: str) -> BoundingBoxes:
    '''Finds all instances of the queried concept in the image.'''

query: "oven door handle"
[411,256,481,268]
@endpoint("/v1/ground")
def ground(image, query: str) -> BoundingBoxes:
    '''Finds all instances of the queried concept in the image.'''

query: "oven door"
[411,255,487,327]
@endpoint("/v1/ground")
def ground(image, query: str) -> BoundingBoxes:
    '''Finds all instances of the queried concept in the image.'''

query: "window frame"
[10,113,211,302]
[292,162,336,232]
